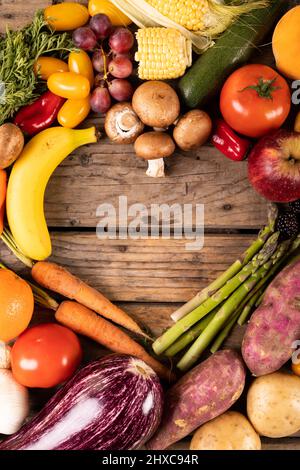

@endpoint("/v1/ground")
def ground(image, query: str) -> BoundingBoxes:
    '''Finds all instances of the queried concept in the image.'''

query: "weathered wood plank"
[45,136,268,230]
[0,0,51,32]
[0,232,257,302]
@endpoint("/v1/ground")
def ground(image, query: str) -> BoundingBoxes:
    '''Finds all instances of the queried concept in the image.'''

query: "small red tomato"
[220,64,291,138]
[11,323,82,388]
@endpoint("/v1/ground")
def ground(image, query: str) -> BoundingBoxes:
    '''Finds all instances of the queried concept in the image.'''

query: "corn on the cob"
[111,0,269,38]
[147,0,210,31]
[135,28,192,80]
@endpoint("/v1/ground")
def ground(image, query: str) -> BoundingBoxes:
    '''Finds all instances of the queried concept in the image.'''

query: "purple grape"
[92,49,110,73]
[94,73,112,88]
[109,28,134,54]
[108,79,134,102]
[89,14,113,39]
[72,27,97,51]
[112,51,133,61]
[90,86,111,113]
[109,56,133,79]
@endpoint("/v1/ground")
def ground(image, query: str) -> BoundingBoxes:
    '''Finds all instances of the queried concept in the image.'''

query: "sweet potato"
[242,259,300,377]
[146,350,245,450]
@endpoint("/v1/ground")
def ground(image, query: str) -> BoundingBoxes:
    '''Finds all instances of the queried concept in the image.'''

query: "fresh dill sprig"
[0,11,74,124]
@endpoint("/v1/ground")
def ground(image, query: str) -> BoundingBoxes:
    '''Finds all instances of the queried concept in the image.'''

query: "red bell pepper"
[14,91,65,136]
[0,170,7,236]
[212,119,251,161]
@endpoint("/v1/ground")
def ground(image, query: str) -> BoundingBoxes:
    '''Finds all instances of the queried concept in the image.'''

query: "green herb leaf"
[0,11,74,124]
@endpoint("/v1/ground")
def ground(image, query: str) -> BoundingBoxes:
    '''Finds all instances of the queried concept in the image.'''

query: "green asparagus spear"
[237,287,265,326]
[170,205,278,322]
[236,237,300,325]
[177,247,284,372]
[165,308,218,357]
[153,232,280,356]
[174,237,296,358]
[210,308,242,354]
[210,281,268,354]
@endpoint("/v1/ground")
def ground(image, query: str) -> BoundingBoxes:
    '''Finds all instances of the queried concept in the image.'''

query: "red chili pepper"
[14,91,65,136]
[212,119,251,161]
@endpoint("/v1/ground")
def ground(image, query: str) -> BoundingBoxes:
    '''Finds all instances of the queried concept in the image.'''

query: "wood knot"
[80,154,90,167]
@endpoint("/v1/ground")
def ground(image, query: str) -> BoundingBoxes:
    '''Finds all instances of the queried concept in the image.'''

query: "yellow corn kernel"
[147,0,209,31]
[135,28,192,80]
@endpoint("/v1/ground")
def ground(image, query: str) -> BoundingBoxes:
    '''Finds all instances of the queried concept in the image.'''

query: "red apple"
[248,130,300,203]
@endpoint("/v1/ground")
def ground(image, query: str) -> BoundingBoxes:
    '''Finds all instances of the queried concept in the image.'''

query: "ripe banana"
[7,126,97,261]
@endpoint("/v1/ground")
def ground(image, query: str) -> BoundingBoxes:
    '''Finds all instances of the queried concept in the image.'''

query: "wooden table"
[1,0,299,451]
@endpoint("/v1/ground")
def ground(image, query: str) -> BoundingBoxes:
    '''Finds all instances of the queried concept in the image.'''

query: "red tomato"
[220,64,291,138]
[11,323,82,388]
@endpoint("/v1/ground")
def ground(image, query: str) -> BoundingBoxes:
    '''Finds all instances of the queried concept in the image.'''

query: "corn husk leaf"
[110,0,270,53]
[110,0,212,53]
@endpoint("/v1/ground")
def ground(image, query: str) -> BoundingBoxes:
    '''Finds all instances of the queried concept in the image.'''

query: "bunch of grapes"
[73,14,135,113]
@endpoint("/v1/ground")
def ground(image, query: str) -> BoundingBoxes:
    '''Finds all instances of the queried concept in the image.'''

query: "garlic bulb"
[0,369,29,435]
[0,343,11,369]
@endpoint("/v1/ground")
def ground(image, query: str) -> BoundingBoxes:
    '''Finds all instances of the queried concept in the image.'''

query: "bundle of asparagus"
[152,205,300,372]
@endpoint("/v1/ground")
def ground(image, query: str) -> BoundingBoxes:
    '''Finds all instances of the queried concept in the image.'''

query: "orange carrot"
[55,300,175,382]
[0,170,7,236]
[32,261,148,338]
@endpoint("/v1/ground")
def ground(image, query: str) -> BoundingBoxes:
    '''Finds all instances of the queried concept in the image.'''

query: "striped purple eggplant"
[0,354,164,450]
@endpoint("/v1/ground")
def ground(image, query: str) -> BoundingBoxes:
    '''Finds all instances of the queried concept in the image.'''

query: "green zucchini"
[178,0,285,109]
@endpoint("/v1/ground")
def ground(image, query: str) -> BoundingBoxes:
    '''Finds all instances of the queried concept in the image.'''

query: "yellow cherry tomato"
[58,97,91,129]
[44,3,89,31]
[88,0,131,26]
[295,112,300,133]
[34,57,69,80]
[68,51,94,88]
[292,361,300,376]
[48,72,90,100]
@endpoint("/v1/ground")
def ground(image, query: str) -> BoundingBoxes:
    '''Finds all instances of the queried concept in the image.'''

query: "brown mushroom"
[173,110,212,151]
[104,103,144,144]
[132,81,180,129]
[134,131,175,177]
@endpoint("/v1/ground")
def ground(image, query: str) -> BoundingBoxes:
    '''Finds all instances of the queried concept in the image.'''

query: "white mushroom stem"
[146,159,165,178]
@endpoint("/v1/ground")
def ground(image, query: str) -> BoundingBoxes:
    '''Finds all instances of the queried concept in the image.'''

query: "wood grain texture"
[0,0,51,31]
[44,132,268,230]
[0,232,257,303]
[1,0,299,452]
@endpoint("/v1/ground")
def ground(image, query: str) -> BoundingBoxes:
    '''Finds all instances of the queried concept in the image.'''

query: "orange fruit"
[0,270,34,342]
[292,362,300,377]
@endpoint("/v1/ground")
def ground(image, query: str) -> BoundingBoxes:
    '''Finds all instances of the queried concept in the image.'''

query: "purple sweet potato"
[242,259,300,377]
[146,350,245,450]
